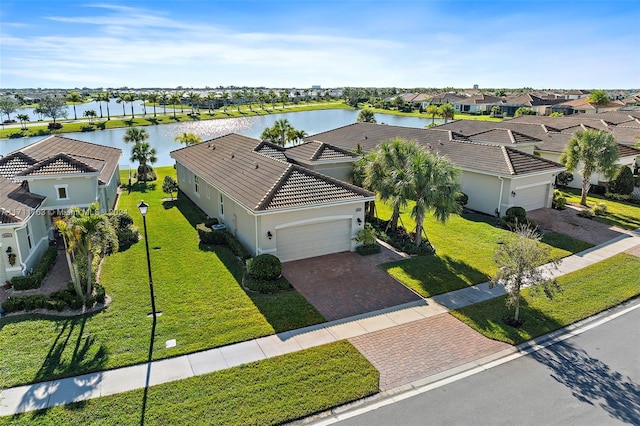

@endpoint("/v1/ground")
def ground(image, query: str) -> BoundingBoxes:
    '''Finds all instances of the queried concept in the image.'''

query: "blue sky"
[1,1,639,89]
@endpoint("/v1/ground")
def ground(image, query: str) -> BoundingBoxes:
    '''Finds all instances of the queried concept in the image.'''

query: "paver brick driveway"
[282,247,421,321]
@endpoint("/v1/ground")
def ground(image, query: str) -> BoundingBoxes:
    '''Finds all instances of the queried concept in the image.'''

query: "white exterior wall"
[100,165,121,211]
[28,175,100,211]
[309,163,354,183]
[504,173,556,212]
[540,151,638,189]
[0,213,49,280]
[460,171,503,216]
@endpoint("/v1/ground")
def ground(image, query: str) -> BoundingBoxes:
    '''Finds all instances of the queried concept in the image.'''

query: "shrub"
[605,192,631,201]
[204,217,219,227]
[196,224,251,259]
[455,192,469,207]
[356,244,381,255]
[248,254,282,280]
[552,190,567,210]
[578,209,595,219]
[368,218,435,256]
[505,206,527,222]
[501,206,536,230]
[11,246,57,290]
[590,184,607,195]
[48,122,63,129]
[353,223,377,246]
[556,171,574,187]
[95,122,106,130]
[11,275,40,291]
[608,166,635,195]
[2,294,48,312]
[80,124,95,132]
[592,202,607,216]
[244,276,291,293]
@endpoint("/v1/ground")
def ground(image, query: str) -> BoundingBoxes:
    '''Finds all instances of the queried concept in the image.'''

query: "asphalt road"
[336,305,640,426]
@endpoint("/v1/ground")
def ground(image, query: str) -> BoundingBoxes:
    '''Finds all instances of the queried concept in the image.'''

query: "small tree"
[162,175,178,199]
[39,95,68,123]
[490,226,561,325]
[608,166,635,195]
[587,90,610,113]
[514,107,535,117]
[83,109,97,124]
[16,113,30,130]
[0,96,19,122]
[174,132,202,146]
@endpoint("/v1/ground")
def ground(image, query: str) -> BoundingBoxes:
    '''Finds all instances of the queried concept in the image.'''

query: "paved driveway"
[282,247,421,321]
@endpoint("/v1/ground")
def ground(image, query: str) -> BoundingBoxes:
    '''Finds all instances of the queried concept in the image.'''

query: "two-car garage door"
[513,184,550,211]
[276,219,352,262]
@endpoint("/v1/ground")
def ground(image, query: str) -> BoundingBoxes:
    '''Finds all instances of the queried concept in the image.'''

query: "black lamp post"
[138,200,157,321]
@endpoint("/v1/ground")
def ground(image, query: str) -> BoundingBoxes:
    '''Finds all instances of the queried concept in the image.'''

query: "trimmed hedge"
[11,246,58,290]
[196,224,251,260]
[247,254,282,280]
[2,283,106,313]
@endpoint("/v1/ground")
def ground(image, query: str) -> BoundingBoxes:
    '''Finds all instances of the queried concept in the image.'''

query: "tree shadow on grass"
[127,181,157,194]
[170,192,208,228]
[381,254,488,297]
[530,341,640,424]
[13,315,108,419]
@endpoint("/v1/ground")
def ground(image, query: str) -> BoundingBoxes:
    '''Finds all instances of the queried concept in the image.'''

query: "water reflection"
[1,109,437,167]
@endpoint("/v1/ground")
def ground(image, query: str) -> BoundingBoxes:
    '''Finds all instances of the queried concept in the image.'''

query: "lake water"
[1,109,438,167]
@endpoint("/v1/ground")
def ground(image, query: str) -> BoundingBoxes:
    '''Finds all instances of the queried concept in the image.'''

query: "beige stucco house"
[171,134,374,262]
[0,135,122,281]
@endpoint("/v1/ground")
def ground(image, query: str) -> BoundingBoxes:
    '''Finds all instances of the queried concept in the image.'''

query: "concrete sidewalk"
[1,229,639,416]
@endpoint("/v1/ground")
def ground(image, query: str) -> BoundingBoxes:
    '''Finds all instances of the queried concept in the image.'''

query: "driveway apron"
[282,248,421,321]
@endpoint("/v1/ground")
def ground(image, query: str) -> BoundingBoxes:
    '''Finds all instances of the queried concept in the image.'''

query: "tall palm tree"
[560,129,619,206]
[125,92,137,118]
[438,103,455,123]
[103,92,112,120]
[176,91,185,114]
[279,90,288,108]
[130,142,158,181]
[95,93,105,119]
[147,92,159,118]
[139,93,148,116]
[123,127,149,144]
[408,150,461,246]
[426,105,439,125]
[117,93,127,116]
[221,91,230,113]
[169,93,181,118]
[158,91,169,116]
[205,92,217,114]
[233,91,242,112]
[187,91,201,114]
[257,91,267,110]
[67,91,82,120]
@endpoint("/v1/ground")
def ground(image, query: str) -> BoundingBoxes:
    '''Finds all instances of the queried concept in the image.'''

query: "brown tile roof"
[0,152,37,180]
[507,115,611,130]
[0,176,45,223]
[466,128,540,145]
[456,94,503,105]
[10,135,121,185]
[617,143,640,157]
[15,153,102,179]
[254,141,288,162]
[171,134,373,212]
[285,141,359,162]
[308,122,564,176]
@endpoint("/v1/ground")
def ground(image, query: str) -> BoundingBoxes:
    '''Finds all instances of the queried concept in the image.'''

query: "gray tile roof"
[308,122,564,176]
[15,153,102,179]
[171,134,373,212]
[9,135,122,185]
[466,128,540,145]
[254,141,288,162]
[285,141,359,162]
[0,176,45,223]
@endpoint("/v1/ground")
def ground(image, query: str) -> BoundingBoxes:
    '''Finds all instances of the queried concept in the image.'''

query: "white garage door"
[514,184,549,211]
[276,219,352,262]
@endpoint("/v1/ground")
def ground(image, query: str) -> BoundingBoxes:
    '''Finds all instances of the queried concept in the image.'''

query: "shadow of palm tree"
[531,341,640,424]
[128,181,157,194]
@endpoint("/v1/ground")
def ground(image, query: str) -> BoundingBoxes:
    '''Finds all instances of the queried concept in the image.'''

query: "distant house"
[557,97,626,114]
[0,135,121,281]
[453,94,503,115]
[171,134,374,262]
[308,123,565,215]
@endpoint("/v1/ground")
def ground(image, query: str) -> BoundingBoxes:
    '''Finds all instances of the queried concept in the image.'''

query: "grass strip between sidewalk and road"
[450,253,640,345]
[0,341,379,425]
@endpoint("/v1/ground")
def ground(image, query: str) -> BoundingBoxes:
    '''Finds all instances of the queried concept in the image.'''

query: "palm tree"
[83,109,97,124]
[257,91,267,110]
[587,90,610,113]
[187,91,201,114]
[103,92,112,120]
[364,138,420,232]
[176,91,185,114]
[169,93,181,118]
[205,92,217,114]
[56,203,118,300]
[279,90,288,108]
[158,91,169,116]
[139,93,148,116]
[147,92,159,118]
[174,132,202,146]
[16,113,29,130]
[130,142,158,181]
[117,93,127,117]
[233,91,242,112]
[67,91,82,120]
[125,92,137,118]
[123,127,149,144]
[438,103,455,123]
[560,129,619,206]
[426,105,439,125]
[357,108,376,123]
[221,91,230,113]
[408,149,461,246]
[95,93,105,119]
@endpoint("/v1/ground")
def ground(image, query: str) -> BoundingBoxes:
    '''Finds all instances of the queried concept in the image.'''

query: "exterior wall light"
[511,191,516,197]
[357,218,362,225]
[267,231,273,240]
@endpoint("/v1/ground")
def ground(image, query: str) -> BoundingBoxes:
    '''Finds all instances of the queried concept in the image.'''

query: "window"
[194,175,200,196]
[55,184,69,200]
[219,194,224,216]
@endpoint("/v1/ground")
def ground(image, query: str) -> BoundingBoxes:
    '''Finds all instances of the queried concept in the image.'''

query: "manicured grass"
[0,167,325,388]
[0,341,379,425]
[376,200,593,297]
[364,105,504,122]
[558,188,640,230]
[450,253,640,345]
[0,102,353,139]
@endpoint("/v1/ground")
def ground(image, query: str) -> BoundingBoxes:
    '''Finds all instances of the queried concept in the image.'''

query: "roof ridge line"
[501,146,516,175]
[255,164,294,210]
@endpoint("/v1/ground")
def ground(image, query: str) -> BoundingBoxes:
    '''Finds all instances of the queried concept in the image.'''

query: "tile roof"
[308,122,564,176]
[0,152,37,180]
[285,141,359,162]
[466,128,540,145]
[171,134,373,212]
[15,153,101,178]
[9,135,122,185]
[0,176,45,223]
[254,141,288,162]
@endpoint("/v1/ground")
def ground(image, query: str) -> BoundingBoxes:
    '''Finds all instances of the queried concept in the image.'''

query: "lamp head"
[138,200,149,216]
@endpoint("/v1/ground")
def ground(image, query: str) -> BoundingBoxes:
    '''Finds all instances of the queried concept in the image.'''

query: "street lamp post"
[138,200,157,321]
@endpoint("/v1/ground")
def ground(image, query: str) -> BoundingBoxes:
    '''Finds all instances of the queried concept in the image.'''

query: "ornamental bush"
[248,254,282,281]
[608,166,634,195]
[455,192,469,207]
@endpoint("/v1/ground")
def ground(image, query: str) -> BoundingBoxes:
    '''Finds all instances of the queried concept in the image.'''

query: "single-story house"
[0,135,122,280]
[170,134,374,262]
[306,123,566,216]
[453,94,503,115]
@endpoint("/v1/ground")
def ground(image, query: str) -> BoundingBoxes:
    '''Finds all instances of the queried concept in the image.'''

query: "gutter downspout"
[254,215,259,257]
[497,177,505,217]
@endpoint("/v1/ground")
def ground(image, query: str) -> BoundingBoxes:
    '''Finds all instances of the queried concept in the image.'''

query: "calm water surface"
[1,109,437,167]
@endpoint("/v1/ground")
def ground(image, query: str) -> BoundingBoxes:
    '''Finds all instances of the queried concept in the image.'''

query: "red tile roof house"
[0,135,122,282]
[306,122,566,216]
[170,134,374,262]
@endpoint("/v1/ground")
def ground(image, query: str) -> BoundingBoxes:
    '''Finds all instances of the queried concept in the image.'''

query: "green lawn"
[0,341,379,425]
[0,167,325,388]
[376,200,593,297]
[451,253,640,345]
[364,105,504,122]
[558,188,640,230]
